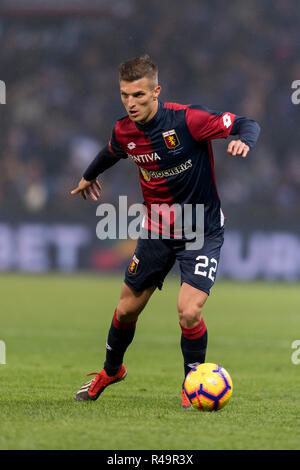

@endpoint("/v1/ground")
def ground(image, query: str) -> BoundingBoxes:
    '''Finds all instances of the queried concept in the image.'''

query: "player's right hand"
[70,177,102,201]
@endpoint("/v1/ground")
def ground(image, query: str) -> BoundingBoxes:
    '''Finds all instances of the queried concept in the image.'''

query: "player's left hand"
[227,139,250,158]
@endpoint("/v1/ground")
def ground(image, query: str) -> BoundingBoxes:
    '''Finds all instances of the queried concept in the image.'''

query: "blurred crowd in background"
[0,0,299,227]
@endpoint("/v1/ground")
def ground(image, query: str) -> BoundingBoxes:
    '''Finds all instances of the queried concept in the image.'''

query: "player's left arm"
[186,106,260,158]
[227,115,261,158]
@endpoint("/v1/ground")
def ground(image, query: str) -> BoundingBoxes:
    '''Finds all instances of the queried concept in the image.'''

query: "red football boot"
[181,388,193,409]
[75,364,127,401]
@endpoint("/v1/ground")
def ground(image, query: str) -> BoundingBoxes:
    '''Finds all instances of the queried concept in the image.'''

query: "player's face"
[120,77,161,124]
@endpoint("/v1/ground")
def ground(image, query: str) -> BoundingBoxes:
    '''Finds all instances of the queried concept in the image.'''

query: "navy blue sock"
[180,319,207,379]
[104,309,137,376]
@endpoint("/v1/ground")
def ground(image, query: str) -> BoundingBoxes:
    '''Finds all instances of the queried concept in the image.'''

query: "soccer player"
[71,55,260,407]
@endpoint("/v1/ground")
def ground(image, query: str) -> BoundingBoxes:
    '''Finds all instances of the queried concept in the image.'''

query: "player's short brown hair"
[118,55,158,86]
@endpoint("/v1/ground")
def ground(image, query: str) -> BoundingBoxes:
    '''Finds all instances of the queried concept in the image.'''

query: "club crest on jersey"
[128,254,139,274]
[162,129,180,149]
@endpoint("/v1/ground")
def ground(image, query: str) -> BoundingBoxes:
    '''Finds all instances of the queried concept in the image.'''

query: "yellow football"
[184,362,233,411]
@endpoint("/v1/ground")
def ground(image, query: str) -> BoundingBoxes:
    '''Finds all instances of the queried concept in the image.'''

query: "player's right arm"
[71,126,128,201]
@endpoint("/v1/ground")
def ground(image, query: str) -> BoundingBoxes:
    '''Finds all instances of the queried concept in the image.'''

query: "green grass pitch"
[0,274,300,450]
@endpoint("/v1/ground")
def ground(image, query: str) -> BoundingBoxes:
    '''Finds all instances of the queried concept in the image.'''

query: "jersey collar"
[134,101,164,131]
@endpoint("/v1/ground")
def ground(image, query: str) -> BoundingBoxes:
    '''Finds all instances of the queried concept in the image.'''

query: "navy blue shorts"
[124,228,224,295]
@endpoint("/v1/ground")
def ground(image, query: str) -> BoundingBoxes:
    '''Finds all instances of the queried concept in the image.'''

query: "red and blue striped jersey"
[109,101,236,235]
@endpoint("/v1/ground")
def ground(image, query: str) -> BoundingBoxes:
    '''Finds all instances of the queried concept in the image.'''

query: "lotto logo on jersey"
[162,129,180,149]
[128,254,139,274]
[222,113,232,128]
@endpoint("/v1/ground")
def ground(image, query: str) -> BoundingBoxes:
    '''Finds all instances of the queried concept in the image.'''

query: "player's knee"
[116,283,155,323]
[116,300,141,323]
[178,304,203,329]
